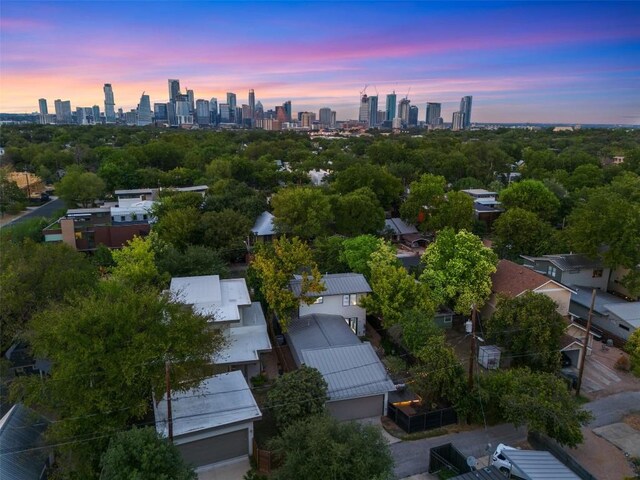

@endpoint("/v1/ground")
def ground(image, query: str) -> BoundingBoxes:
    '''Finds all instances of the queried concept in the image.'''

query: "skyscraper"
[254,101,264,122]
[368,95,379,127]
[452,111,464,131]
[359,94,370,124]
[209,98,218,125]
[196,99,210,126]
[54,99,72,124]
[187,89,195,114]
[227,92,237,111]
[38,98,48,115]
[386,92,396,121]
[154,103,168,122]
[409,105,419,126]
[219,103,231,123]
[425,102,442,126]
[248,89,255,121]
[283,101,292,122]
[275,106,287,123]
[166,103,177,126]
[92,105,101,124]
[398,98,410,127]
[168,79,180,103]
[319,107,332,127]
[103,84,116,123]
[137,93,152,126]
[460,96,472,129]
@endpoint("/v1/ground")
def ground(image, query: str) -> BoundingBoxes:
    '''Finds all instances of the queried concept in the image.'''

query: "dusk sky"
[1,1,639,124]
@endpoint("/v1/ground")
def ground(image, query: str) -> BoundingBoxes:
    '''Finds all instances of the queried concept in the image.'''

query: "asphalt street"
[1,197,65,227]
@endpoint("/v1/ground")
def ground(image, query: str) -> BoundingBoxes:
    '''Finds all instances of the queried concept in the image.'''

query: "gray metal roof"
[502,450,580,480]
[522,254,603,271]
[290,273,371,298]
[300,343,395,401]
[571,286,628,315]
[0,404,49,480]
[604,302,640,327]
[251,211,276,236]
[384,217,419,235]
[286,314,361,366]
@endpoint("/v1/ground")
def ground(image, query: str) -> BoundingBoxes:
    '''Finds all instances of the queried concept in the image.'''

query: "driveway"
[389,423,527,479]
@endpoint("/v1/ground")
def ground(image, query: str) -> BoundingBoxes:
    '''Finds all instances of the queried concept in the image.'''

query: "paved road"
[390,423,527,479]
[585,390,640,428]
[1,197,65,227]
[390,390,640,479]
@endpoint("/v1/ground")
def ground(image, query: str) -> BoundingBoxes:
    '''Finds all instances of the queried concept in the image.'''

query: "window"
[345,317,358,334]
[547,265,557,277]
[343,294,357,306]
[619,324,630,332]
[592,269,603,278]
[143,214,148,220]
[443,315,453,324]
[120,216,126,222]
[314,296,323,304]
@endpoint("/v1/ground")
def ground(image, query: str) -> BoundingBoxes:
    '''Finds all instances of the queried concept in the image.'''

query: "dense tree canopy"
[420,228,497,314]
[272,186,333,239]
[55,165,106,207]
[333,187,385,236]
[493,207,556,260]
[269,415,394,480]
[499,179,560,222]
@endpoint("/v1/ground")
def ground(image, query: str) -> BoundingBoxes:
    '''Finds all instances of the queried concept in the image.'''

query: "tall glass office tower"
[104,84,116,123]
[386,92,396,121]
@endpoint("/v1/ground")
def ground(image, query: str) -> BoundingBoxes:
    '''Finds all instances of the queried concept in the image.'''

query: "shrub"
[614,355,631,372]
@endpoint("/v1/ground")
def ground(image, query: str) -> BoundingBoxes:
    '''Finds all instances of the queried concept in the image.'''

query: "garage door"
[327,395,383,421]
[178,429,248,468]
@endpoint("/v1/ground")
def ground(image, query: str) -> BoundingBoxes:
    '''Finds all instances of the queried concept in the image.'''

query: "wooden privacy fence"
[387,403,458,434]
[252,439,280,474]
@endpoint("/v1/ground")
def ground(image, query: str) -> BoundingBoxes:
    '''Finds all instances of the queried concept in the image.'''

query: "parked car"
[491,443,524,477]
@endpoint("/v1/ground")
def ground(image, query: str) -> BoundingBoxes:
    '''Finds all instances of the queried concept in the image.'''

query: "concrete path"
[586,391,640,428]
[197,456,250,480]
[389,423,527,479]
[593,423,640,457]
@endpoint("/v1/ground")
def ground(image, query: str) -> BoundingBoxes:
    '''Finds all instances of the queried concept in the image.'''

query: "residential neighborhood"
[1,125,640,480]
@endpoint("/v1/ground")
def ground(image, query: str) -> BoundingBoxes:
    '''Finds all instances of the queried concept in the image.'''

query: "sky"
[1,1,639,124]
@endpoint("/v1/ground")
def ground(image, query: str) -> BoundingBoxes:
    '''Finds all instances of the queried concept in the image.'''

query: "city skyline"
[1,1,639,124]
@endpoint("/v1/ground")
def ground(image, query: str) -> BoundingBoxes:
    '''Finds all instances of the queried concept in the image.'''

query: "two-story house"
[521,254,611,291]
[289,273,372,337]
[169,275,272,380]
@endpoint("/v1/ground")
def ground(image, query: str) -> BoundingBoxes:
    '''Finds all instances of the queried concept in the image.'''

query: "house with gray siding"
[286,314,395,421]
[521,253,610,291]
[289,273,372,337]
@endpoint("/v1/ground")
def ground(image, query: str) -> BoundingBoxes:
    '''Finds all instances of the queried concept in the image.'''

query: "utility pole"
[165,359,173,441]
[576,288,596,396]
[467,305,477,390]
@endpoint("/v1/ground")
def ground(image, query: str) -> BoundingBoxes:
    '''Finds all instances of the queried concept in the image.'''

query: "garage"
[327,395,385,421]
[178,428,248,468]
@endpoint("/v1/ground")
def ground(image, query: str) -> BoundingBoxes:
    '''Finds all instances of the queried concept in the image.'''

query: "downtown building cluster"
[35,80,472,131]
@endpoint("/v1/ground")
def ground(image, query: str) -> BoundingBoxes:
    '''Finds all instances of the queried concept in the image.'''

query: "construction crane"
[405,87,411,100]
[360,85,369,97]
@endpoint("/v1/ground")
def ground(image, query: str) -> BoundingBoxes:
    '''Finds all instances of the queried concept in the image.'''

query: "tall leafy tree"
[100,427,196,480]
[55,165,106,207]
[493,207,555,260]
[267,366,328,429]
[420,228,497,314]
[565,173,640,296]
[400,173,446,226]
[340,234,381,280]
[269,415,394,480]
[272,186,333,240]
[499,179,560,222]
[486,292,565,372]
[111,235,167,288]
[333,187,385,236]
[332,163,403,210]
[200,208,252,259]
[251,236,324,331]
[13,281,225,478]
[431,190,474,232]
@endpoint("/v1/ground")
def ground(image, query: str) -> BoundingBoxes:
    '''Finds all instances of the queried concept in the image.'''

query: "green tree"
[362,240,434,327]
[153,207,201,251]
[100,427,196,480]
[267,366,328,429]
[269,415,393,480]
[493,207,555,260]
[410,335,466,407]
[332,163,403,210]
[486,292,565,372]
[340,234,382,280]
[431,190,474,232]
[420,228,498,314]
[313,236,348,274]
[155,245,229,278]
[201,208,252,259]
[272,187,333,240]
[565,173,640,296]
[398,307,441,356]
[400,173,446,226]
[0,216,48,243]
[0,168,28,215]
[0,241,97,350]
[476,369,592,447]
[111,235,166,288]
[499,179,560,222]
[55,165,106,207]
[333,187,385,236]
[251,236,324,331]
[626,329,640,376]
[13,281,225,477]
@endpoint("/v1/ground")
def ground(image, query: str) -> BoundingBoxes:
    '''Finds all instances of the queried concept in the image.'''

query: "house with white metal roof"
[286,313,395,421]
[501,449,580,479]
[289,273,372,336]
[250,211,277,244]
[170,275,272,379]
[154,371,261,471]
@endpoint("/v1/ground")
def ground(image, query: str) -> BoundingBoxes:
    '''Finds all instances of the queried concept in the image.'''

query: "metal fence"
[387,403,458,434]
[428,443,471,475]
